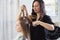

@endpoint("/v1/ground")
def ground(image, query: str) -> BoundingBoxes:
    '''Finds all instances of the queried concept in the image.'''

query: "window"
[44,0,58,16]
[19,0,58,16]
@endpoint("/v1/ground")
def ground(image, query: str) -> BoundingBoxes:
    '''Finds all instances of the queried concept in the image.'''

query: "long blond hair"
[18,10,31,40]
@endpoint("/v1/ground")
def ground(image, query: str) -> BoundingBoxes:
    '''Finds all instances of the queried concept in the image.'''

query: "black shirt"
[30,15,54,40]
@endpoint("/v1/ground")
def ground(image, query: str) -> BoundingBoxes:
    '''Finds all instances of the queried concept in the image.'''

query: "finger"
[20,5,26,12]
[32,22,36,26]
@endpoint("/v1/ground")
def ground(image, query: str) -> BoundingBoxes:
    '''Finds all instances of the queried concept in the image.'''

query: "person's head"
[17,17,30,39]
[32,0,46,20]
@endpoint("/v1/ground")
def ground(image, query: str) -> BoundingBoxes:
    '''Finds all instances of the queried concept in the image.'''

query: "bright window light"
[19,0,57,16]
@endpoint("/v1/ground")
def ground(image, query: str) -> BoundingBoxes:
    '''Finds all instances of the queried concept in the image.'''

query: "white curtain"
[0,0,19,40]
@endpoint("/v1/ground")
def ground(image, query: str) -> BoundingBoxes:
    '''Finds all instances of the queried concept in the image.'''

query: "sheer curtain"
[0,0,18,40]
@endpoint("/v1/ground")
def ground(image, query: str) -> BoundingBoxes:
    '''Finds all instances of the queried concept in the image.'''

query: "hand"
[21,5,27,12]
[32,21,40,26]
[20,5,28,17]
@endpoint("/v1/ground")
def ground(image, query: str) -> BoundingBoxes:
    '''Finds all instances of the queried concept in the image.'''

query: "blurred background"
[0,0,60,40]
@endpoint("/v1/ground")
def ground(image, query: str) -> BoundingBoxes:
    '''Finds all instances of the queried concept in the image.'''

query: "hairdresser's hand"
[32,21,40,26]
[20,5,28,16]
[21,5,27,12]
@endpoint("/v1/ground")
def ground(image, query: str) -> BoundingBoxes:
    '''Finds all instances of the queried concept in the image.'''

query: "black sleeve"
[44,15,55,32]
[43,15,54,25]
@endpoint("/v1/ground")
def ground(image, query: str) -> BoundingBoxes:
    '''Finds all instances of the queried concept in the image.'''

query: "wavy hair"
[32,0,46,20]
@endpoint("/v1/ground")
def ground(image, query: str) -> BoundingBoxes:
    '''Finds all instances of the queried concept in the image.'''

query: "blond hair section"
[16,5,31,40]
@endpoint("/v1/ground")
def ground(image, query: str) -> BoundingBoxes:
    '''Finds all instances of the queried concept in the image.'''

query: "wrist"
[38,21,41,25]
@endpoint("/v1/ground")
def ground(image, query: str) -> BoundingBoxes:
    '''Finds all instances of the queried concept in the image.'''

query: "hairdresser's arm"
[32,21,54,31]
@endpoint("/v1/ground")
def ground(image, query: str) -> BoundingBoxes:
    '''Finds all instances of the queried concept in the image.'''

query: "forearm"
[39,21,54,31]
